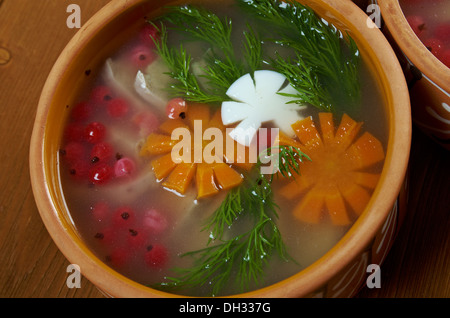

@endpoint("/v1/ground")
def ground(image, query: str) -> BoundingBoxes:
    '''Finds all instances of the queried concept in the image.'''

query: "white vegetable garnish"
[221,70,306,146]
[134,57,173,109]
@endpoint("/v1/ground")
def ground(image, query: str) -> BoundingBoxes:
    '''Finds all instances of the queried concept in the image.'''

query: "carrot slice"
[292,116,322,151]
[348,132,385,169]
[339,182,371,216]
[334,113,362,149]
[279,176,312,200]
[213,163,243,190]
[292,187,324,224]
[319,112,335,146]
[140,133,177,156]
[324,186,351,226]
[186,103,211,130]
[196,163,219,198]
[351,172,381,189]
[158,118,189,135]
[206,109,225,131]
[274,131,303,149]
[151,153,177,180]
[162,162,196,194]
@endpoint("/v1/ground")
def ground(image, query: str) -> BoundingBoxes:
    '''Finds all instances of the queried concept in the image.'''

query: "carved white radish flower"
[221,70,306,146]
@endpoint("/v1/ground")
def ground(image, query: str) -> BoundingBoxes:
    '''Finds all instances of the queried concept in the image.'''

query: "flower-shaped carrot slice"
[279,113,385,226]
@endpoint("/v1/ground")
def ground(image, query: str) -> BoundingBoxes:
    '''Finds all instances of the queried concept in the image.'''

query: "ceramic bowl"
[30,0,411,297]
[378,0,450,150]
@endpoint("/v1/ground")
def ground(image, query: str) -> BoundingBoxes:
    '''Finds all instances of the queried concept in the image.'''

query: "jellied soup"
[59,0,388,296]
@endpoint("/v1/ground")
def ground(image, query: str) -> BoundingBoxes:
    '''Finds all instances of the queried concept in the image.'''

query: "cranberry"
[91,141,114,163]
[112,206,135,228]
[90,85,114,106]
[89,162,113,185]
[71,101,92,122]
[142,209,168,236]
[144,244,168,268]
[84,122,106,144]
[90,201,110,222]
[139,24,159,47]
[166,98,187,119]
[107,98,130,118]
[63,141,87,164]
[127,44,156,70]
[108,247,130,268]
[133,111,159,136]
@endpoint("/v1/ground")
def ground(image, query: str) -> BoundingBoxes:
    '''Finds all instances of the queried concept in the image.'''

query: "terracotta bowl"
[30,0,411,298]
[378,0,450,150]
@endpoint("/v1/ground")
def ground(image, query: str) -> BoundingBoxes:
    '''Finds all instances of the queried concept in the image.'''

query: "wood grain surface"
[0,0,448,298]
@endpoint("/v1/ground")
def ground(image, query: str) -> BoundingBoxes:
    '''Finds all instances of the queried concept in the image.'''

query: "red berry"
[90,85,114,106]
[114,157,136,178]
[112,206,135,228]
[142,209,168,236]
[108,247,130,268]
[63,141,87,164]
[90,201,110,222]
[71,101,92,121]
[127,44,156,70]
[91,141,114,163]
[68,159,90,179]
[440,49,450,68]
[84,122,106,144]
[64,122,85,142]
[94,227,117,245]
[434,23,450,41]
[126,228,148,249]
[133,111,159,136]
[166,98,187,119]
[89,162,113,185]
[139,24,159,47]
[107,98,130,118]
[144,244,168,268]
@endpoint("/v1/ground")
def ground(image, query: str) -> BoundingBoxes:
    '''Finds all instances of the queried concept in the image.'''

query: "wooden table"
[0,0,448,298]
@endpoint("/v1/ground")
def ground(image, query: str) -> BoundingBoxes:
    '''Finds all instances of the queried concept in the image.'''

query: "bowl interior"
[30,0,411,297]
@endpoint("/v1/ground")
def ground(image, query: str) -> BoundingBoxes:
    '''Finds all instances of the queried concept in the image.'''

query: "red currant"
[112,206,135,228]
[133,111,159,136]
[68,159,90,179]
[108,247,130,268]
[114,157,136,178]
[144,244,168,268]
[139,24,159,47]
[64,122,85,142]
[84,122,106,144]
[71,101,92,122]
[127,44,156,70]
[90,85,114,106]
[63,141,87,164]
[91,141,114,163]
[90,201,110,222]
[107,98,130,118]
[166,98,187,119]
[89,162,113,185]
[126,228,148,249]
[142,209,168,236]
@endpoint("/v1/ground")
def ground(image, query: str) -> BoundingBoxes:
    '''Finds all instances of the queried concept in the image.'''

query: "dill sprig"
[158,146,310,296]
[238,0,361,113]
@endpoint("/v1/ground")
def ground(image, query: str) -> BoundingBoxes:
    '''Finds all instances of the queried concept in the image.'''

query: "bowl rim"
[378,0,450,92]
[29,0,411,298]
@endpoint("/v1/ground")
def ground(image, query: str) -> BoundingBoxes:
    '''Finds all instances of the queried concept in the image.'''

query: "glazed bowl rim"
[30,0,411,298]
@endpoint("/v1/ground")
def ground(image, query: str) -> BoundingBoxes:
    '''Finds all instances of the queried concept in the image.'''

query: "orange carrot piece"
[196,163,219,198]
[324,186,351,226]
[186,103,210,130]
[291,116,322,151]
[206,109,225,131]
[318,112,335,146]
[334,113,362,149]
[339,182,371,216]
[151,153,177,180]
[348,132,385,169]
[213,163,243,190]
[274,131,303,149]
[292,187,324,224]
[279,177,312,200]
[351,172,381,189]
[158,118,189,135]
[140,133,177,156]
[162,162,196,194]
[223,134,254,171]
